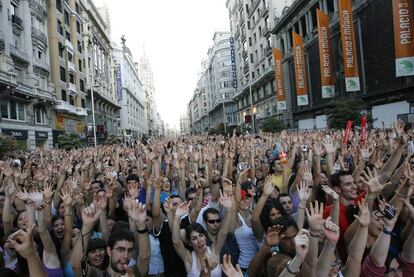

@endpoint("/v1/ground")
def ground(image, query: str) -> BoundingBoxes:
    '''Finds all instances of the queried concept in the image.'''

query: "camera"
[301,144,308,152]
[238,162,250,171]
[383,203,397,220]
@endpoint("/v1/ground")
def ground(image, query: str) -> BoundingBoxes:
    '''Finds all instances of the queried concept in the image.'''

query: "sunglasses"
[207,219,221,224]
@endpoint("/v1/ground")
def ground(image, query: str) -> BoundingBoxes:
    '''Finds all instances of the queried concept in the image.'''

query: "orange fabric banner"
[317,9,335,98]
[292,32,308,106]
[338,0,360,91]
[272,48,286,110]
[392,0,414,76]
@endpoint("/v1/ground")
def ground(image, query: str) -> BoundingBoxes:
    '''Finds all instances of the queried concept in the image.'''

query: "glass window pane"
[0,100,8,118]
[18,103,25,121]
[10,101,17,120]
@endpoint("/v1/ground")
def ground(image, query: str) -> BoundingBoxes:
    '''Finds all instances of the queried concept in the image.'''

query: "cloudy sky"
[93,0,230,128]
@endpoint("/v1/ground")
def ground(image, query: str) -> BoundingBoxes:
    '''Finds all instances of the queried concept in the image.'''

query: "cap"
[87,238,106,253]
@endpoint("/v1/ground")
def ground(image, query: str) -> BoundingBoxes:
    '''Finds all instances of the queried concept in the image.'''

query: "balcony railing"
[12,15,23,31]
[9,44,30,63]
[68,61,76,72]
[31,27,47,46]
[68,83,77,95]
[33,57,49,71]
[76,107,88,116]
[55,100,77,114]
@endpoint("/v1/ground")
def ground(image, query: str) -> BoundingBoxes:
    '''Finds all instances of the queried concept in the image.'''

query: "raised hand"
[298,180,310,202]
[200,248,218,274]
[15,187,30,202]
[265,225,282,246]
[294,229,310,260]
[127,183,140,199]
[175,202,189,218]
[359,146,373,161]
[128,202,146,226]
[354,199,370,227]
[7,224,37,259]
[82,203,102,229]
[59,186,73,206]
[221,254,243,277]
[306,201,324,234]
[219,190,232,210]
[28,189,43,206]
[323,137,336,155]
[322,216,340,245]
[378,199,399,228]
[361,167,387,195]
[263,175,275,197]
[322,185,339,201]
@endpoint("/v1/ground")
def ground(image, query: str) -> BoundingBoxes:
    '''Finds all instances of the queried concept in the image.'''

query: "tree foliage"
[0,134,18,159]
[58,133,83,151]
[260,117,285,133]
[325,97,374,129]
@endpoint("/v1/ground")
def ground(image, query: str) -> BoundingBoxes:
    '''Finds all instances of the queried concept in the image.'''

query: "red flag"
[361,116,367,145]
[343,120,353,145]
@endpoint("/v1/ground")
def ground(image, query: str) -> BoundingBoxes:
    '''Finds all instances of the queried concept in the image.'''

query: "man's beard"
[111,260,127,273]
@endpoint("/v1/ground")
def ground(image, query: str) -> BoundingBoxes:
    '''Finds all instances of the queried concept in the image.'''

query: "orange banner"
[317,9,335,98]
[292,32,308,106]
[338,0,360,91]
[272,48,286,110]
[392,0,414,76]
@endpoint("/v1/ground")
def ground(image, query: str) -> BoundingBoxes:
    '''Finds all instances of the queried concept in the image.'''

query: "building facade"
[113,38,147,139]
[0,0,55,150]
[180,113,190,135]
[139,55,158,136]
[272,0,414,129]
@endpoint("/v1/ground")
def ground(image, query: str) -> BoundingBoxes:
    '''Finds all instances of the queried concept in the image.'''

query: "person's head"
[328,255,342,277]
[272,160,283,173]
[52,215,65,239]
[107,228,135,274]
[91,180,104,195]
[95,172,104,183]
[278,193,293,215]
[185,223,209,253]
[385,254,402,277]
[107,217,116,233]
[274,217,299,257]
[203,208,221,235]
[15,211,28,230]
[260,199,287,230]
[125,174,140,188]
[240,189,253,211]
[203,186,211,199]
[87,238,108,269]
[369,209,385,239]
[330,170,357,201]
[185,187,197,209]
[161,176,171,192]
[57,200,65,216]
[71,228,80,248]
[168,195,183,208]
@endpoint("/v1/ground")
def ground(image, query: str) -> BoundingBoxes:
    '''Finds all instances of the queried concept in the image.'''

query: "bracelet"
[286,260,300,275]
[383,228,395,236]
[137,227,148,234]
[309,232,320,238]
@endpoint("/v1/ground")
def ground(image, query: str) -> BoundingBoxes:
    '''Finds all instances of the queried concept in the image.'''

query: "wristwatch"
[286,260,300,275]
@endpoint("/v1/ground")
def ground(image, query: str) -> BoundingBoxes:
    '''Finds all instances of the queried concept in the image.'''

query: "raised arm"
[379,134,407,184]
[214,190,236,256]
[59,186,73,260]
[172,202,192,270]
[322,185,339,225]
[279,230,310,277]
[315,217,340,277]
[251,175,274,240]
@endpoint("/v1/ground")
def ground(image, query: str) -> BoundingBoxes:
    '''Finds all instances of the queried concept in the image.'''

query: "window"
[56,0,62,13]
[11,3,16,16]
[69,95,75,105]
[77,41,82,53]
[57,20,63,35]
[81,98,86,108]
[80,79,85,92]
[76,21,81,33]
[61,90,67,101]
[58,43,64,57]
[69,74,74,84]
[68,52,73,62]
[75,3,80,14]
[65,31,71,41]
[64,11,69,25]
[0,100,25,121]
[78,59,82,71]
[35,106,47,124]
[60,67,66,82]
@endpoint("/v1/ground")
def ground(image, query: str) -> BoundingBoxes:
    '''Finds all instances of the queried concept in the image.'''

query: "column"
[47,0,61,100]
[319,0,324,12]
[308,10,313,33]
[323,0,328,13]
[298,18,303,36]
[22,0,35,86]
[333,0,338,14]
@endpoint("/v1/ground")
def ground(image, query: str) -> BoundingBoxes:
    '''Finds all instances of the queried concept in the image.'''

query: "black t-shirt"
[155,220,187,277]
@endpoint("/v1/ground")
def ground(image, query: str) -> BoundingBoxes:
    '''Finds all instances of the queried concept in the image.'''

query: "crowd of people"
[0,120,414,277]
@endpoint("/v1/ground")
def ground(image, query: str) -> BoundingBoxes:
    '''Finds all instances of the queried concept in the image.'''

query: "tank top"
[234,213,259,269]
[187,247,222,277]
[148,234,164,275]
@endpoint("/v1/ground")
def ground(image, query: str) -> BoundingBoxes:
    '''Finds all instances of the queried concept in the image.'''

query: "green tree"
[260,117,285,133]
[58,133,83,151]
[325,97,374,129]
[0,134,18,159]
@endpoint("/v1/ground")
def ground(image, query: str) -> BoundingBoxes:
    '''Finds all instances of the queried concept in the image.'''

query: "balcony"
[261,6,269,17]
[33,57,49,72]
[68,83,77,95]
[55,100,77,114]
[241,32,246,42]
[12,15,24,30]
[243,63,249,74]
[242,49,248,57]
[9,44,30,63]
[31,27,47,46]
[68,61,75,72]
[65,39,73,51]
[76,107,88,116]
[29,0,47,20]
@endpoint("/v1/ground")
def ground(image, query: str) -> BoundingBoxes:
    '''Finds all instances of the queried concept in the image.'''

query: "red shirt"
[323,192,366,261]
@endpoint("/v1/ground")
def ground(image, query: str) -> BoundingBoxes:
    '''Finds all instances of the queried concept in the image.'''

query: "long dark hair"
[260,199,288,230]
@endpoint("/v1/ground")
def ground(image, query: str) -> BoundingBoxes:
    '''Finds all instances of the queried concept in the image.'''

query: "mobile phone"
[238,162,250,171]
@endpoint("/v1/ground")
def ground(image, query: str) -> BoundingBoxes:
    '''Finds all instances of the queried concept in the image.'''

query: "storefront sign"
[35,131,48,140]
[1,129,28,139]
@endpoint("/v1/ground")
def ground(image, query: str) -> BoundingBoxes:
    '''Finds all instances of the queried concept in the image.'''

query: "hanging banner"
[292,32,308,106]
[273,48,286,110]
[343,120,353,145]
[338,0,360,92]
[361,116,367,145]
[317,9,335,98]
[392,0,414,77]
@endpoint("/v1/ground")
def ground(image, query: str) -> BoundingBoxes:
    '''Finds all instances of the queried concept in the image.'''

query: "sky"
[93,0,230,129]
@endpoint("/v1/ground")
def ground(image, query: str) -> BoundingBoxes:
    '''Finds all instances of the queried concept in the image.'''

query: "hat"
[240,180,253,191]
[87,238,106,253]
